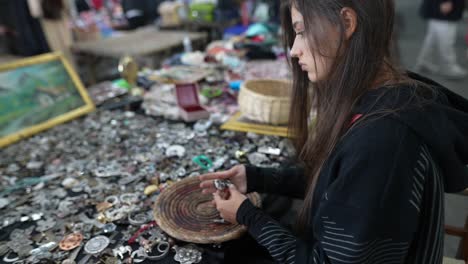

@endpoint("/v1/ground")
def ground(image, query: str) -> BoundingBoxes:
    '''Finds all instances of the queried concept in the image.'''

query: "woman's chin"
[307,72,318,82]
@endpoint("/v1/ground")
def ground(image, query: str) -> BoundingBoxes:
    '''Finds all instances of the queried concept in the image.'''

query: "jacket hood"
[353,72,468,193]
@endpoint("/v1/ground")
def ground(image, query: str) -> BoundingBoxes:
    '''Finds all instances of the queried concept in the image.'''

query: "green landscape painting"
[0,60,86,137]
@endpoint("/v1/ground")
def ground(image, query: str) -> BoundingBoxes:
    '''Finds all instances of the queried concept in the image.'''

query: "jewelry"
[3,251,19,263]
[102,223,117,233]
[104,195,119,206]
[61,244,82,264]
[84,236,109,255]
[59,233,83,251]
[128,212,148,226]
[120,193,138,204]
[165,145,186,158]
[145,241,170,260]
[127,221,157,244]
[173,244,202,264]
[213,179,231,190]
[30,242,57,256]
[130,247,147,263]
[0,241,10,256]
[212,218,227,224]
[112,245,132,259]
[36,218,56,232]
[214,179,232,199]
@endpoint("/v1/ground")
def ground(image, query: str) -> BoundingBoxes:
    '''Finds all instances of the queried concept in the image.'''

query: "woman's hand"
[213,185,247,224]
[199,165,247,194]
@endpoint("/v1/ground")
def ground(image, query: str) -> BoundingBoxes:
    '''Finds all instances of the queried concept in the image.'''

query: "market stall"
[0,12,297,262]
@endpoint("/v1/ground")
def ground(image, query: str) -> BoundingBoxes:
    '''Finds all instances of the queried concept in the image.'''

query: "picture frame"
[0,52,95,148]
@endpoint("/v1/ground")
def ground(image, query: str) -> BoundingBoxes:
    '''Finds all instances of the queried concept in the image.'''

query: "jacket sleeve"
[237,120,428,264]
[245,165,307,199]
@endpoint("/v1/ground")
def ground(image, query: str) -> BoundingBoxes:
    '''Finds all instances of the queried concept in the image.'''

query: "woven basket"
[238,79,292,125]
[153,177,261,244]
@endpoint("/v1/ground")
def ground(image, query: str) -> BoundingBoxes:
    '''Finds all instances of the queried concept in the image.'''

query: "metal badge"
[0,198,9,209]
[112,245,132,259]
[0,241,9,256]
[102,223,117,234]
[84,235,110,255]
[61,245,82,264]
[30,242,57,256]
[94,167,121,178]
[165,145,186,158]
[59,233,83,251]
[36,218,56,232]
[257,146,281,156]
[173,244,202,264]
[193,120,212,132]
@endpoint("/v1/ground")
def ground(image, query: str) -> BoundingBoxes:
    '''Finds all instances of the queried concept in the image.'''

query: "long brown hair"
[282,0,406,232]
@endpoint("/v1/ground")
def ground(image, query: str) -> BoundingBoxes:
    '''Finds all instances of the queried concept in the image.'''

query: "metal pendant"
[173,244,202,264]
[84,235,110,255]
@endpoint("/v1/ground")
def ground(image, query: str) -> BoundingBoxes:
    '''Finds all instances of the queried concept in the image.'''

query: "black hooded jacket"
[236,73,468,264]
[420,0,465,21]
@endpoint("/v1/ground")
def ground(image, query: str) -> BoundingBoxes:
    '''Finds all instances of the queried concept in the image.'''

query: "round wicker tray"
[153,176,261,244]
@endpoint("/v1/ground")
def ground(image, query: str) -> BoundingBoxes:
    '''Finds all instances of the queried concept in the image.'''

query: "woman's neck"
[371,61,407,89]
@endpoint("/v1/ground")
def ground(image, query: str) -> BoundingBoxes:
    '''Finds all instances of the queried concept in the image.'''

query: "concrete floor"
[395,0,468,258]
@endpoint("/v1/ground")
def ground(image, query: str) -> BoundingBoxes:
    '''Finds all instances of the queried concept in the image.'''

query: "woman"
[200,0,468,263]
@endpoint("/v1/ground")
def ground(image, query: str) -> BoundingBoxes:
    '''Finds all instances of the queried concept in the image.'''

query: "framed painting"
[0,52,95,148]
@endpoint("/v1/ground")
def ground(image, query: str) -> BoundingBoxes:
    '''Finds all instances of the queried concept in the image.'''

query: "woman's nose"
[290,41,302,58]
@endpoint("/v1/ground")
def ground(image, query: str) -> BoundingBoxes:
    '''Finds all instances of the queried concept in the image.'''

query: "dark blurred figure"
[415,0,467,79]
[0,0,49,56]
[216,0,241,23]
[121,0,161,29]
[75,0,91,13]
[0,24,8,54]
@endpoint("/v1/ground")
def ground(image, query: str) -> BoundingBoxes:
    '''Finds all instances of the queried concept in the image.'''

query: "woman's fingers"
[200,180,218,194]
[201,187,217,194]
[200,179,215,188]
[198,170,233,182]
[213,191,222,207]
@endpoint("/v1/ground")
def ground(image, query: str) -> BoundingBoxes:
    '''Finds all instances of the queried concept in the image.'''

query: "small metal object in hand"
[212,218,228,224]
[213,179,231,190]
[214,179,232,200]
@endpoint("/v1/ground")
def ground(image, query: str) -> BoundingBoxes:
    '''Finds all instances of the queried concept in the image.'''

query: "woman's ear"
[340,7,357,39]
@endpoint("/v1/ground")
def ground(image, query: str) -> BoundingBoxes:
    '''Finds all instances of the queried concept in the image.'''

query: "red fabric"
[350,114,363,125]
[91,0,103,10]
